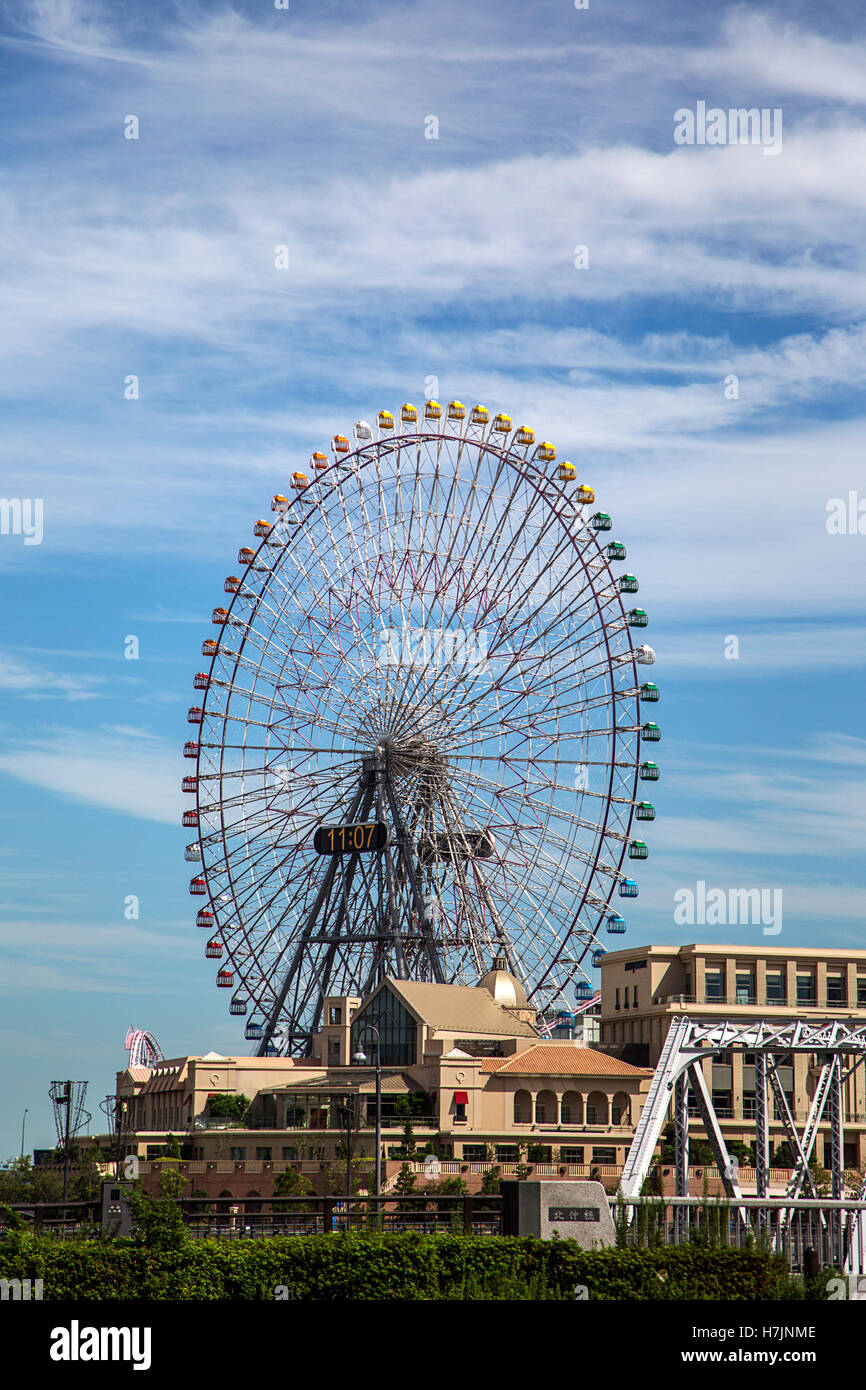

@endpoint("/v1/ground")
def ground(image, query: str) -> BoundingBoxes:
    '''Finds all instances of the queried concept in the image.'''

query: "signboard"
[313,821,389,855]
[549,1207,600,1223]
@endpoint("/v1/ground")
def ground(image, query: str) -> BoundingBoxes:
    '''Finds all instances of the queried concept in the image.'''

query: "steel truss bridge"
[619,1017,866,1272]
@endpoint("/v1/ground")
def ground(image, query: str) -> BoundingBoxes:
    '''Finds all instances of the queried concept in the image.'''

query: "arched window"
[586,1091,608,1125]
[535,1089,557,1125]
[561,1091,582,1125]
[513,1089,531,1124]
[611,1092,630,1125]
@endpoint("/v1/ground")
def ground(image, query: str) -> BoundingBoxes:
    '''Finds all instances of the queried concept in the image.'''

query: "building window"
[528,1144,552,1162]
[230,1147,246,1160]
[712,1092,732,1119]
[495,1145,519,1162]
[514,1090,531,1124]
[256,1147,272,1160]
[586,1105,598,1124]
[350,987,417,1066]
[561,1146,584,1163]
[591,1147,616,1164]
[766,971,786,1003]
[742,1094,756,1119]
[329,1006,342,1025]
[827,974,846,1005]
[282,1147,298,1160]
[534,1100,547,1123]
[735,970,755,1004]
[285,1099,307,1129]
[462,1144,487,1161]
[615,987,620,1011]
[328,1037,341,1061]
[858,977,866,1007]
[633,986,638,1007]
[705,968,724,1000]
[796,972,816,1005]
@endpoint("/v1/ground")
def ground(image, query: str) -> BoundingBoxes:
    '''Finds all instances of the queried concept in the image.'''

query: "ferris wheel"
[182,401,659,1055]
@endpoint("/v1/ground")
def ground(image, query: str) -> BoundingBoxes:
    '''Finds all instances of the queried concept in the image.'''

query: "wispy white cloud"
[0,651,103,700]
[0,728,183,822]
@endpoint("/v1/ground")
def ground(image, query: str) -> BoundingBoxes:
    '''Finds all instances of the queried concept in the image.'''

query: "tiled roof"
[481,1045,651,1077]
[139,1062,189,1093]
[268,1072,420,1095]
[385,979,538,1036]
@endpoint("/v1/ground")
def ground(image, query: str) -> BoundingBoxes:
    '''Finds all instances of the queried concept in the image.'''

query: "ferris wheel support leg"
[307,781,378,1028]
[257,776,370,1055]
[380,768,446,983]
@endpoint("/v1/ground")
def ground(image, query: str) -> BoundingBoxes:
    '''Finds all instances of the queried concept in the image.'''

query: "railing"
[0,1199,100,1238]
[615,1196,866,1274]
[177,1194,502,1238]
[195,1116,439,1132]
[653,993,866,1010]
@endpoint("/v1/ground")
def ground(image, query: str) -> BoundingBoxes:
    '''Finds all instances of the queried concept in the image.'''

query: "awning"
[454,1091,469,1104]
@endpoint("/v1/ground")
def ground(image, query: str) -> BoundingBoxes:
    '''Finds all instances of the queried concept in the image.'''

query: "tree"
[770,1141,795,1168]
[207,1093,250,1120]
[726,1139,755,1167]
[0,1156,63,1204]
[128,1189,187,1250]
[156,1165,189,1200]
[480,1166,501,1194]
[273,1167,313,1212]
[69,1145,104,1201]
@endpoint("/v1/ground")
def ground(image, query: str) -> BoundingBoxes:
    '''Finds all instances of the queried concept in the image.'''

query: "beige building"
[115,963,651,1171]
[598,942,866,1169]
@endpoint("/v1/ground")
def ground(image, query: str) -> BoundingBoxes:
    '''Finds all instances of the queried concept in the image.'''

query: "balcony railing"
[195,1115,439,1132]
[652,993,864,1010]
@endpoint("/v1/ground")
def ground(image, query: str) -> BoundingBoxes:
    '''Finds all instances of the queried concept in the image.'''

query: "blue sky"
[1,0,865,1157]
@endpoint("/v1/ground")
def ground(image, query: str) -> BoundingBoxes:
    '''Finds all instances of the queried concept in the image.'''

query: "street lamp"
[20,1109,28,1162]
[352,1024,382,1199]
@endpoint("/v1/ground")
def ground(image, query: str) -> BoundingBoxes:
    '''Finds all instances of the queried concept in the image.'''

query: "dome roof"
[477,955,528,1009]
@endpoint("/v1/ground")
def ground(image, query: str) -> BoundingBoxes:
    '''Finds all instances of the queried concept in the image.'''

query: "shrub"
[0,1230,793,1301]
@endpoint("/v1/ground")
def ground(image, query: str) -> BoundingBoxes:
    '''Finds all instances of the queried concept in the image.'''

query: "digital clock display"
[313,821,390,855]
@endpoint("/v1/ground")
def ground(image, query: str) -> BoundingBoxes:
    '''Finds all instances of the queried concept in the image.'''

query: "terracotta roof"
[481,1045,651,1077]
[384,979,538,1037]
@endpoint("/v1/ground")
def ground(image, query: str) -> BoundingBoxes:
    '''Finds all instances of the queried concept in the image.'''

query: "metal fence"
[615,1196,866,1273]
[178,1195,503,1238]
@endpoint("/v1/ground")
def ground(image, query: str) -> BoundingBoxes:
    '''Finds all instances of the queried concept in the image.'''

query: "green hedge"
[0,1231,790,1300]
